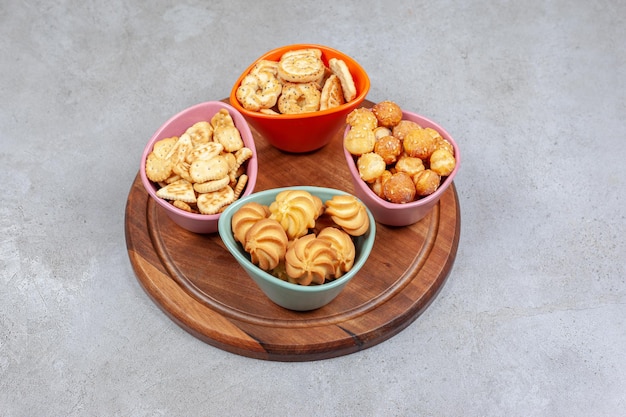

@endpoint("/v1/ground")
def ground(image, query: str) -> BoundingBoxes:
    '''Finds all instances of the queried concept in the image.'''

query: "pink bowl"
[229,44,370,153]
[139,101,258,234]
[343,110,460,226]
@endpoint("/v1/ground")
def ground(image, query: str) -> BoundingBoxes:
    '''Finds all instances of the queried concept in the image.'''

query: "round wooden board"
[125,100,461,361]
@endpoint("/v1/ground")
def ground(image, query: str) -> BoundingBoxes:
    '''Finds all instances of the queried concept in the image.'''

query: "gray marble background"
[2,1,624,415]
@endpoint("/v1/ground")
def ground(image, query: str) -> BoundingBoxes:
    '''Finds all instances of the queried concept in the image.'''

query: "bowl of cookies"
[343,101,461,226]
[140,101,258,234]
[229,44,370,153]
[218,186,376,311]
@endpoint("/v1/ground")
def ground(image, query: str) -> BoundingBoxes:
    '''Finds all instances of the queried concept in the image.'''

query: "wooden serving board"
[125,100,461,361]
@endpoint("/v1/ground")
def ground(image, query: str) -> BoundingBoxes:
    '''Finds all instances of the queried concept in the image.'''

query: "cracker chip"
[210,109,235,129]
[173,200,198,213]
[197,186,235,215]
[233,174,248,200]
[172,160,193,183]
[193,175,230,193]
[145,153,173,182]
[214,125,244,153]
[156,179,197,203]
[166,133,193,165]
[186,141,224,163]
[185,121,213,145]
[189,155,230,183]
[152,137,178,159]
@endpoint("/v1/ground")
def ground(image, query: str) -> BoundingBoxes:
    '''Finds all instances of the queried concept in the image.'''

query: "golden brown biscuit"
[151,137,178,159]
[189,155,230,183]
[357,152,386,183]
[394,155,425,177]
[186,141,223,163]
[369,170,392,199]
[344,125,376,156]
[372,100,403,128]
[192,176,230,193]
[383,171,416,204]
[232,174,249,200]
[213,125,244,153]
[210,109,236,129]
[392,119,422,141]
[403,128,437,160]
[429,148,456,177]
[145,152,173,182]
[346,107,378,130]
[374,135,402,165]
[413,169,441,196]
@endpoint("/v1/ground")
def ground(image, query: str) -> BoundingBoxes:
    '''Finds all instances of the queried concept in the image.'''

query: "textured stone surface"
[1,1,624,415]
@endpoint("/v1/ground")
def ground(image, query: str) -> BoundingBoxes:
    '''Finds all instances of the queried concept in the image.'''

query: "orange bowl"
[229,44,370,153]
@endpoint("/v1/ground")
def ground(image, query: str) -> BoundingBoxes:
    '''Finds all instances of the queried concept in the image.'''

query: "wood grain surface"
[124,100,461,361]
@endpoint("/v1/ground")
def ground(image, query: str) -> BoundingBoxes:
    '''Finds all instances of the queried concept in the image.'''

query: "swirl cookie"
[269,190,323,240]
[244,218,289,271]
[284,234,338,286]
[324,195,370,237]
[231,201,270,244]
[317,227,355,278]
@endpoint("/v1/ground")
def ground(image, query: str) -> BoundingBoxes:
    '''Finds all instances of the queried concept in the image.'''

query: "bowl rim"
[218,186,376,293]
[139,101,258,222]
[229,43,371,120]
[343,109,461,210]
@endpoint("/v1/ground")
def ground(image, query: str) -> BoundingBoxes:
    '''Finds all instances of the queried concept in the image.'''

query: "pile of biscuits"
[231,190,370,286]
[235,48,356,114]
[145,109,253,215]
[345,101,457,204]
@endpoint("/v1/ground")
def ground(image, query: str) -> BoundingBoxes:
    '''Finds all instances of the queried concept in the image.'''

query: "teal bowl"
[218,186,376,311]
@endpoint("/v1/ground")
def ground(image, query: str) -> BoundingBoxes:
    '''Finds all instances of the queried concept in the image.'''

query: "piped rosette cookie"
[284,234,338,286]
[230,190,369,286]
[323,195,370,237]
[269,189,323,240]
[317,226,356,278]
[244,219,288,271]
